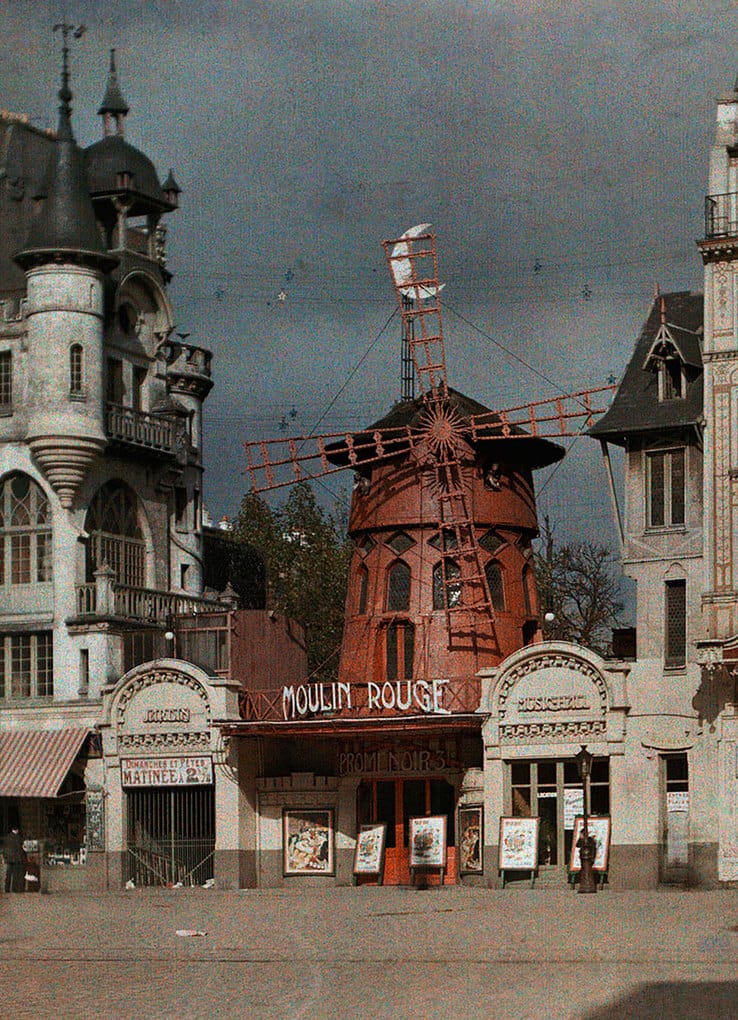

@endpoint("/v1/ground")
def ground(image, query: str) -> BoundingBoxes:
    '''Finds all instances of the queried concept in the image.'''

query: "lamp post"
[575,744,597,894]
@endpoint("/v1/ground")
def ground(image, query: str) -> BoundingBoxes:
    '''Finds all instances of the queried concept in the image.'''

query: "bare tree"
[534,516,624,656]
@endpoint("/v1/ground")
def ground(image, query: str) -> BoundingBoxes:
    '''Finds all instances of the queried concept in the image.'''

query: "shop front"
[231,676,485,887]
[481,641,630,887]
[0,723,102,891]
[99,658,241,888]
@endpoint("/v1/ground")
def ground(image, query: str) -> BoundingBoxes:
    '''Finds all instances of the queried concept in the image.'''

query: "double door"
[509,758,610,876]
[357,777,456,885]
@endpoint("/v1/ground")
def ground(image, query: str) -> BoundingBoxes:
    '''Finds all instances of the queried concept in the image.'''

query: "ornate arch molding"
[102,658,215,755]
[481,640,630,758]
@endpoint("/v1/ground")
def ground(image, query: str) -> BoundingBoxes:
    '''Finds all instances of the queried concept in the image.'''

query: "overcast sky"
[3,0,735,581]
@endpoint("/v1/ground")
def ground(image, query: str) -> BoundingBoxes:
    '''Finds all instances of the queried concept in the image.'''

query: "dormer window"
[659,356,685,401]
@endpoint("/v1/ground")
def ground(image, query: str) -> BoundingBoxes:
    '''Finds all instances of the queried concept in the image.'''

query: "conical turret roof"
[98,48,129,116]
[15,51,116,271]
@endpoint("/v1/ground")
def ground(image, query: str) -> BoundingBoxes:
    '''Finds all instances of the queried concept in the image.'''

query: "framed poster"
[569,816,611,872]
[283,809,335,876]
[458,805,484,874]
[409,815,447,868]
[498,816,539,871]
[353,823,387,876]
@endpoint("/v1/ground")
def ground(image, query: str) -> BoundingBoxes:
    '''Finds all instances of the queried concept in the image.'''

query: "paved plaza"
[2,886,738,1018]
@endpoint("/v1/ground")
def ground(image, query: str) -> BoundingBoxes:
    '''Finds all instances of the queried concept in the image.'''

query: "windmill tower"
[245,227,614,712]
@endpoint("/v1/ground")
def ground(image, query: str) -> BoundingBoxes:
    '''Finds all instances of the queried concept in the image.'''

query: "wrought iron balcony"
[705,192,738,239]
[106,404,186,457]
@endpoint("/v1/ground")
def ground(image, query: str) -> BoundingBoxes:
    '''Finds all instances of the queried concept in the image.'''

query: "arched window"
[0,473,52,586]
[85,481,146,587]
[433,560,461,610]
[386,560,411,611]
[485,561,505,612]
[386,621,414,681]
[69,343,84,396]
[357,563,369,615]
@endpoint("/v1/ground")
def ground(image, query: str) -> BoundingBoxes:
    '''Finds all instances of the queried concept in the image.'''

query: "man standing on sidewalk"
[3,827,26,893]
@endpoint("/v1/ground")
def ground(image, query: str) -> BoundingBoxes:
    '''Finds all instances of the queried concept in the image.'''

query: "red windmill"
[243,226,614,723]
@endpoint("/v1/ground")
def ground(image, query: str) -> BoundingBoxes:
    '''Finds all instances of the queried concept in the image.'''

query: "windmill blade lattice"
[242,222,617,626]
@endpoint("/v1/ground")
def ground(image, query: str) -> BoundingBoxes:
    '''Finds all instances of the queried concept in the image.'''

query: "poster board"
[283,809,335,876]
[568,816,611,872]
[458,805,484,874]
[498,816,539,872]
[353,823,387,876]
[409,815,447,868]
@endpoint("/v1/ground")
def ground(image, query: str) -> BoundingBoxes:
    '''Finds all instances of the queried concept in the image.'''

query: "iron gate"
[126,786,215,887]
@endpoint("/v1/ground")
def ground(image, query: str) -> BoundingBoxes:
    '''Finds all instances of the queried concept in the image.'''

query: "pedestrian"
[3,826,27,893]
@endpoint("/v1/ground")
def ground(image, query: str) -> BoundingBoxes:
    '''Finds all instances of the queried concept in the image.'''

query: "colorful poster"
[569,816,611,871]
[283,809,335,875]
[353,823,387,875]
[409,815,447,868]
[498,817,539,871]
[458,805,483,873]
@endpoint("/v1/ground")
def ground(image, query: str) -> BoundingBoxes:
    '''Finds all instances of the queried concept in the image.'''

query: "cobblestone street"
[2,886,738,1018]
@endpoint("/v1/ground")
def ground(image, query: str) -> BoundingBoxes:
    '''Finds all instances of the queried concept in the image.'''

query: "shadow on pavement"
[581,982,738,1019]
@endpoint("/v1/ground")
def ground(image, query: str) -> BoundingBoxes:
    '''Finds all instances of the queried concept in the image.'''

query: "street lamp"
[575,744,597,894]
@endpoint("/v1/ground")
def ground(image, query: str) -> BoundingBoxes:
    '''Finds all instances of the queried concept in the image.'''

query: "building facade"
[0,49,228,890]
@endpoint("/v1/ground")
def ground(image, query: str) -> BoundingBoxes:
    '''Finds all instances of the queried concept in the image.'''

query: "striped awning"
[0,727,90,798]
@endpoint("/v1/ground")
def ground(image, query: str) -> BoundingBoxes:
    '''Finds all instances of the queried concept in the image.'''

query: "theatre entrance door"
[357,777,456,885]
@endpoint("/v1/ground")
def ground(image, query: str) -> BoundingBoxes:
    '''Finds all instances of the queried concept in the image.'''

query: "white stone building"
[0,48,227,889]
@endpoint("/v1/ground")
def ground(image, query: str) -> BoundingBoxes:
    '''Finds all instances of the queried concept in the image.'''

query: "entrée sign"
[282,679,450,721]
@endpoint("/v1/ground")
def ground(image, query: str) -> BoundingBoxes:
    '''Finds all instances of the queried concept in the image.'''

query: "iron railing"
[705,192,738,238]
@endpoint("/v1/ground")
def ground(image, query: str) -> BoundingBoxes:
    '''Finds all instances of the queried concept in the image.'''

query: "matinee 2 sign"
[282,678,451,721]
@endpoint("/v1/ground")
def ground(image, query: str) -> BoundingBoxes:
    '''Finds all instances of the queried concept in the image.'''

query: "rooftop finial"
[98,44,130,135]
[52,21,86,138]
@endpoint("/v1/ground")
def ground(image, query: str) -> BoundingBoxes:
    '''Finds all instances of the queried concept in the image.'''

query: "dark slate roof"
[589,291,703,444]
[84,135,168,211]
[14,87,115,271]
[326,387,565,471]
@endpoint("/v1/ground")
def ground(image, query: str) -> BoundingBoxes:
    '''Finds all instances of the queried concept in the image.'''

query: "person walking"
[3,826,27,893]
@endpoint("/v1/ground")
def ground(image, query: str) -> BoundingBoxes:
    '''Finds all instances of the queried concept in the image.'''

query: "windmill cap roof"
[326,387,564,471]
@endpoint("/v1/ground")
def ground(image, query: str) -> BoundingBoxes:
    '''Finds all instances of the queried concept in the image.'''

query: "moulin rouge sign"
[282,678,452,721]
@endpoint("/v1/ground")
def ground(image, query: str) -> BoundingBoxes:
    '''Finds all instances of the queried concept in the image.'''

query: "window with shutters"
[665,579,687,669]
[647,449,685,528]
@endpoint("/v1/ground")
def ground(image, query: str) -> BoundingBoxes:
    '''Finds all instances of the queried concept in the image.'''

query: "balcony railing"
[705,192,738,239]
[75,582,230,623]
[106,404,184,456]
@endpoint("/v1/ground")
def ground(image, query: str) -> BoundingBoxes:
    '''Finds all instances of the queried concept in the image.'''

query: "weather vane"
[52,19,86,103]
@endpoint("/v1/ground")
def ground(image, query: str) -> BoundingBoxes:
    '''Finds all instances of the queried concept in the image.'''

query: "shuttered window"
[647,449,685,528]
